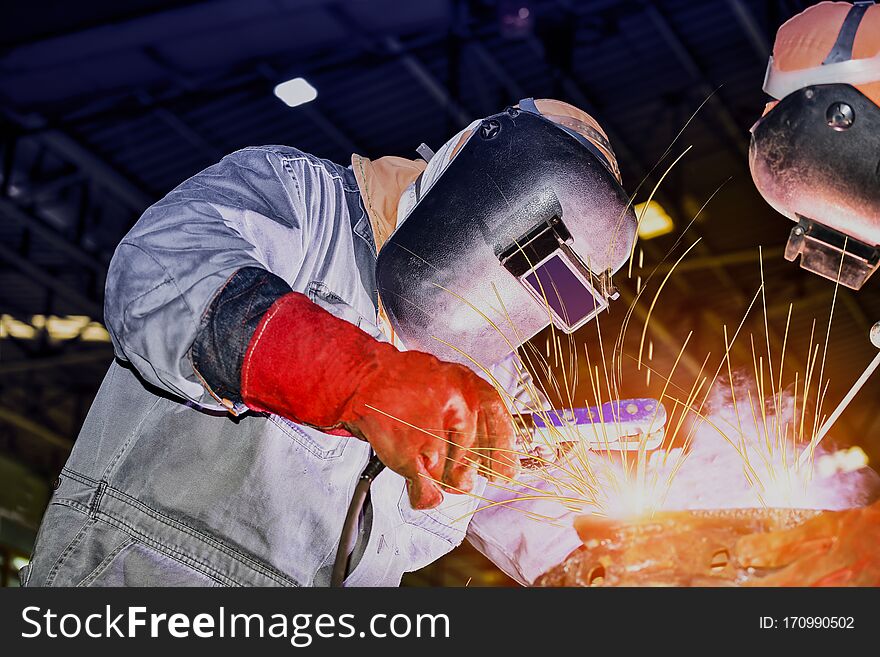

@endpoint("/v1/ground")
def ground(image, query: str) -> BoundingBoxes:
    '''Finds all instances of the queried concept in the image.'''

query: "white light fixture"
[634,200,675,240]
[273,77,317,108]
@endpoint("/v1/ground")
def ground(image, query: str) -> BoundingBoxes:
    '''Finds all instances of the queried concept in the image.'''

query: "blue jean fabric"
[190,266,292,403]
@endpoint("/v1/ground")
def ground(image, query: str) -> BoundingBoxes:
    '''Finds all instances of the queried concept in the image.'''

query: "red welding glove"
[241,292,517,509]
[734,500,880,586]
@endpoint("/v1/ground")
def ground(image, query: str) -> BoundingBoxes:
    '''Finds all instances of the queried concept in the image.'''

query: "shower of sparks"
[414,239,864,526]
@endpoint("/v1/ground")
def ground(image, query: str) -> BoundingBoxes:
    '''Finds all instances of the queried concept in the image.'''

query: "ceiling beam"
[469,42,524,101]
[0,241,102,317]
[652,246,785,275]
[0,406,72,451]
[256,63,364,156]
[0,197,108,275]
[20,126,153,213]
[839,292,874,336]
[642,2,749,158]
[726,0,771,61]
[151,105,225,161]
[322,3,473,130]
[384,36,472,129]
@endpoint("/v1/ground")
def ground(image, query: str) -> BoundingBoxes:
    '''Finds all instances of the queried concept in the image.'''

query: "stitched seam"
[313,442,361,584]
[354,156,382,237]
[61,468,99,487]
[137,542,227,587]
[344,163,375,250]
[396,487,462,538]
[55,499,90,515]
[240,296,287,394]
[44,519,94,587]
[114,242,200,383]
[89,481,107,519]
[267,416,345,459]
[114,243,176,306]
[412,523,457,546]
[60,468,293,586]
[352,157,386,253]
[119,278,178,334]
[99,396,164,481]
[101,487,296,586]
[76,537,134,587]
[92,514,241,587]
[281,155,359,192]
[201,269,242,321]
[267,153,303,225]
[189,269,239,403]
[191,269,277,406]
[105,487,276,576]
[346,187,370,236]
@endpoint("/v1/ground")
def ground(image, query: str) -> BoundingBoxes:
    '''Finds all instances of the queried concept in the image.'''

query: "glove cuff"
[240,291,381,428]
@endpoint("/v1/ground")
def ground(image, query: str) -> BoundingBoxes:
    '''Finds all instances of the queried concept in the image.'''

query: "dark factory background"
[1,0,877,587]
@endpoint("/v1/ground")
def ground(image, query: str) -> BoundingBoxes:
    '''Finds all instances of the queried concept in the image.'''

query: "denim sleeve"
[104,147,306,409]
[190,267,292,405]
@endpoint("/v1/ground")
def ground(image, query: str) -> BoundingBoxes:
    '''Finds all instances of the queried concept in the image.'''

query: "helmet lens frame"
[520,247,610,333]
[499,214,614,334]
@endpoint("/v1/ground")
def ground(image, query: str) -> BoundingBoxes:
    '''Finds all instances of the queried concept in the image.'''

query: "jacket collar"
[351,154,426,251]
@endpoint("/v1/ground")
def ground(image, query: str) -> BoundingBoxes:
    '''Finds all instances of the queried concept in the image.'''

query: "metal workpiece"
[535,509,821,587]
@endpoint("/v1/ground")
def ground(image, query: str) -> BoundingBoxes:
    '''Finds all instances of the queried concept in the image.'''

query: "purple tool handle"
[531,398,665,429]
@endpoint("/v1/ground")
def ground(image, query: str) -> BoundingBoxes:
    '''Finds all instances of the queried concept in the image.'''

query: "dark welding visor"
[499,214,617,333]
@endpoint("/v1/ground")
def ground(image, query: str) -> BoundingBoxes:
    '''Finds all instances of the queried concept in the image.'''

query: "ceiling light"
[634,201,675,240]
[273,77,317,108]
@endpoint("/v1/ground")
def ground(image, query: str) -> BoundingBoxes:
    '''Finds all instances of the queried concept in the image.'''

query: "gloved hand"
[241,292,517,509]
[735,501,880,586]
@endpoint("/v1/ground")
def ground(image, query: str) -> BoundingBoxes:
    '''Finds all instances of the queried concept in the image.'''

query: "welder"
[22,98,637,586]
[740,0,880,585]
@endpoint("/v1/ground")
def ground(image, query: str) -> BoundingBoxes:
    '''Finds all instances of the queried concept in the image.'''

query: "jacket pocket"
[38,513,221,587]
[307,281,383,340]
[268,415,347,460]
[77,538,222,587]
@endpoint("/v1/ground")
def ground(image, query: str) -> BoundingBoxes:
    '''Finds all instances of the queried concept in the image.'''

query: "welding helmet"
[751,1,880,290]
[376,98,637,368]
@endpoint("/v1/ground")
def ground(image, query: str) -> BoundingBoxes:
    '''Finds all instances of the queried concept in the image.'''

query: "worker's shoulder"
[225,145,350,178]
